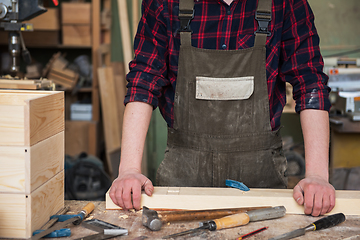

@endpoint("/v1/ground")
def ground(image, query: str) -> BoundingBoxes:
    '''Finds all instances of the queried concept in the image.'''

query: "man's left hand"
[293,176,336,216]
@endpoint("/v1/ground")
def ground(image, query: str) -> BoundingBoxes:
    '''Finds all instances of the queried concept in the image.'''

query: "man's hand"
[293,176,335,216]
[109,171,154,210]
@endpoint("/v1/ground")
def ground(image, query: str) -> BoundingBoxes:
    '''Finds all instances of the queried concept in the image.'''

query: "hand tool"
[142,206,270,231]
[226,179,250,191]
[163,206,286,239]
[268,213,346,240]
[237,226,268,240]
[82,219,128,235]
[31,202,95,240]
[32,206,71,238]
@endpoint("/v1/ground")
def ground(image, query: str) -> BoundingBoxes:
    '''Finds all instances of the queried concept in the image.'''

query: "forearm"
[300,109,330,181]
[119,101,153,174]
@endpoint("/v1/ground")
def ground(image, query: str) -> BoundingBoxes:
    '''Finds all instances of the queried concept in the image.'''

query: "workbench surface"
[36,201,360,240]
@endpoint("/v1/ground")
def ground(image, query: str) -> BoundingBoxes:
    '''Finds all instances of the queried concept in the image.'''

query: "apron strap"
[254,0,272,47]
[178,0,194,46]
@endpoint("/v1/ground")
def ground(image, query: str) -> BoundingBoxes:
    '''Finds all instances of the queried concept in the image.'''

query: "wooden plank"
[106,187,360,215]
[29,170,64,238]
[97,67,121,152]
[26,91,64,146]
[61,3,91,24]
[117,0,133,73]
[62,25,91,46]
[29,131,64,193]
[0,170,64,239]
[0,131,63,193]
[0,105,25,145]
[0,90,54,105]
[112,62,126,145]
[98,67,122,177]
[0,80,52,90]
[0,145,26,192]
[91,0,101,122]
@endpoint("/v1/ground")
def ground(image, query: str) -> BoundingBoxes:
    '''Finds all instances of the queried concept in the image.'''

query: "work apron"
[157,0,287,188]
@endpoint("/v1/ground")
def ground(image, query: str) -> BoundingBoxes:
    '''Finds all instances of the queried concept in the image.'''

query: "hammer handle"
[158,206,268,223]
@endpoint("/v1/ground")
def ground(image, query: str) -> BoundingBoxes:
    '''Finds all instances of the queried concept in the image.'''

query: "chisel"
[163,206,286,239]
[269,213,346,240]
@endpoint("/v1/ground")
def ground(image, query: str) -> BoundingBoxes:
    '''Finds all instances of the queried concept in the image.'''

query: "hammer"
[141,206,269,231]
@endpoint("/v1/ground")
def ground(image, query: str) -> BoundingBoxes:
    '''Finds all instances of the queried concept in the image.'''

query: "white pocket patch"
[195,76,254,100]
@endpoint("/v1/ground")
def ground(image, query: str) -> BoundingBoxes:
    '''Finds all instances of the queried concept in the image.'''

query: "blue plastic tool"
[32,229,71,238]
[225,179,250,191]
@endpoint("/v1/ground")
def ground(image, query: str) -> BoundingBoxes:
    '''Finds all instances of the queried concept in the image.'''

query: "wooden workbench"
[30,200,360,240]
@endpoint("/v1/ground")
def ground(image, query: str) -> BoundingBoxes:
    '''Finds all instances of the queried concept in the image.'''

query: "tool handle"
[212,212,250,230]
[82,202,95,218]
[160,207,268,222]
[312,213,346,231]
[33,229,71,238]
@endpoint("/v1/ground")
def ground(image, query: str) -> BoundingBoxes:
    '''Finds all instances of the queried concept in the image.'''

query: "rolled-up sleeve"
[279,0,331,113]
[125,0,170,108]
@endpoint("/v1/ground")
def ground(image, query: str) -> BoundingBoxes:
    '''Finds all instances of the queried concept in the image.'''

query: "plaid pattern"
[125,0,331,130]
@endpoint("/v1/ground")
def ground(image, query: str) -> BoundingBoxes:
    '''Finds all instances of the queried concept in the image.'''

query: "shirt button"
[221,44,227,49]
[227,10,231,15]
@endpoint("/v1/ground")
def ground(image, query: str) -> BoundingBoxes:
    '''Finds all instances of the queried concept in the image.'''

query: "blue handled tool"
[226,179,250,191]
[32,229,71,238]
[31,202,95,240]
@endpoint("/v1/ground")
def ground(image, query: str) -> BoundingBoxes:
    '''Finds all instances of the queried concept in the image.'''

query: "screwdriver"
[163,206,286,239]
[269,213,346,240]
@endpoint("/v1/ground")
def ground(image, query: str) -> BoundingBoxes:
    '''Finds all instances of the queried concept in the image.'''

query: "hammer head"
[142,206,162,231]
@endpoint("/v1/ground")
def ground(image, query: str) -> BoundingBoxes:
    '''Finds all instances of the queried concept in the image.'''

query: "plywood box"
[62,25,91,46]
[0,90,64,146]
[61,2,91,24]
[0,170,64,239]
[0,90,65,238]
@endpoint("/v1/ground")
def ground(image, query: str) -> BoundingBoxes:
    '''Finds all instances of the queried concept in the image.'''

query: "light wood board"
[106,187,360,215]
[0,170,64,239]
[0,131,64,193]
[117,0,133,74]
[0,90,64,146]
[98,67,122,177]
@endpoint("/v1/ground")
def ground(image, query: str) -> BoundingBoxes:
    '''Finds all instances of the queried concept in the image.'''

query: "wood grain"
[26,91,64,146]
[61,3,91,25]
[106,187,360,215]
[117,0,133,73]
[0,90,64,146]
[0,171,64,239]
[62,25,91,46]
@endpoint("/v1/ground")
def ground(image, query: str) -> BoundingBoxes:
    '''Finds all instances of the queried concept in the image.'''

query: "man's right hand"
[109,171,154,210]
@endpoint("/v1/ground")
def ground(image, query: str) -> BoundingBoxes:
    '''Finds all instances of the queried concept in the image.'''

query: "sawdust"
[119,215,129,219]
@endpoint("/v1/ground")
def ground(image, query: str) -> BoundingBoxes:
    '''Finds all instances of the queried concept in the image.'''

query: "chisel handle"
[310,213,346,231]
[212,212,250,230]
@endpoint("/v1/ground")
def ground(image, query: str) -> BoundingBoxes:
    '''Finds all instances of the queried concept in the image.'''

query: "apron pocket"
[195,76,254,100]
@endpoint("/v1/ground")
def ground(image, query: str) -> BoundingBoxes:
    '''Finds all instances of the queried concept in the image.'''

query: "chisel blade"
[268,228,305,240]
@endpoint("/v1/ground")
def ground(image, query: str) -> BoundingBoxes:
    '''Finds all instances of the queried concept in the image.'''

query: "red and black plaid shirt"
[125,0,331,130]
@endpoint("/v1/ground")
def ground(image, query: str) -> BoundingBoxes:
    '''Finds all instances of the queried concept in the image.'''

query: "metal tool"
[163,206,286,239]
[237,226,268,240]
[142,206,269,231]
[32,206,71,238]
[82,219,128,235]
[226,179,250,191]
[31,202,95,240]
[269,213,346,240]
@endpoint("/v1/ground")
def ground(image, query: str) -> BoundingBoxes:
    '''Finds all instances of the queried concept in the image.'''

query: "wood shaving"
[86,216,94,220]
[119,215,129,219]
